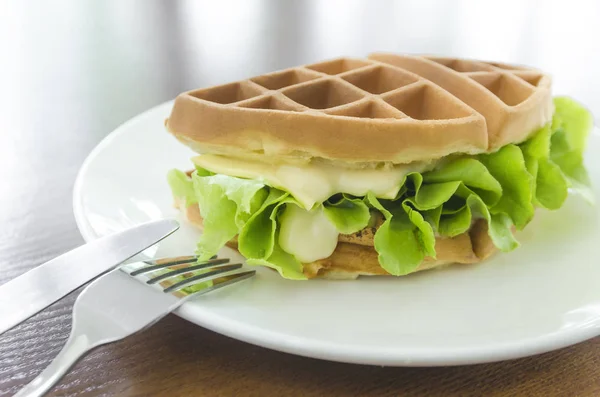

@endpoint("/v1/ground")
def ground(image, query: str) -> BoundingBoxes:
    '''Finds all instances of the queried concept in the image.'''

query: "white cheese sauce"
[278,204,339,263]
[192,154,433,209]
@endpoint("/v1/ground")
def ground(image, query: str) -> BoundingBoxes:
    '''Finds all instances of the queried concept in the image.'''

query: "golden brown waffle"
[166,54,553,164]
[369,53,553,150]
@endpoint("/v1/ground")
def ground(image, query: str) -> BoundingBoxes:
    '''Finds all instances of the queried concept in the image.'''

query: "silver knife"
[0,219,179,335]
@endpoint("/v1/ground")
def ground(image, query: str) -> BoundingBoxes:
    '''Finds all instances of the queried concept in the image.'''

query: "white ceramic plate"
[73,101,600,366]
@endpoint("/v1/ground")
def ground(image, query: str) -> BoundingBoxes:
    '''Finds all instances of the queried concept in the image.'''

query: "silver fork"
[15,255,255,397]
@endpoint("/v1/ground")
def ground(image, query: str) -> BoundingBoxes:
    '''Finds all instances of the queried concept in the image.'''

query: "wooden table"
[1,1,600,395]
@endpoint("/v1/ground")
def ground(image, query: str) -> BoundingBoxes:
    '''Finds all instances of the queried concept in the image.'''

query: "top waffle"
[166,54,553,164]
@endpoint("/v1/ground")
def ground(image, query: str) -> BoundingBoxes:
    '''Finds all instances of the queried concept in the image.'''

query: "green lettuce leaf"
[413,181,462,210]
[402,200,436,258]
[550,96,594,203]
[239,189,306,279]
[191,171,267,260]
[478,144,534,230]
[423,205,443,232]
[520,125,568,209]
[407,158,502,237]
[366,193,425,276]
[552,96,593,153]
[422,158,502,205]
[246,243,305,280]
[193,180,238,260]
[238,189,288,259]
[466,195,518,252]
[195,166,215,177]
[438,205,471,237]
[167,169,197,206]
[323,194,371,234]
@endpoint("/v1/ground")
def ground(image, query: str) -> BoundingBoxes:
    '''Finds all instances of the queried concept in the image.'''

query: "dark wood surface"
[1,1,600,396]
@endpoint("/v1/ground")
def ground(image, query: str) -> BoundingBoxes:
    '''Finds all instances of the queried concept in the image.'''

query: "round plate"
[73,101,600,366]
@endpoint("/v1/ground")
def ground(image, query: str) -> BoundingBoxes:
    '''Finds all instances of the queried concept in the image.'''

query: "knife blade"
[0,219,179,335]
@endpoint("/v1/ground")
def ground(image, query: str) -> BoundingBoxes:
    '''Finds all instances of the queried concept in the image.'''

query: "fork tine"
[121,255,198,275]
[169,270,256,297]
[146,261,241,284]
[144,255,198,267]
[162,264,244,293]
[130,257,230,276]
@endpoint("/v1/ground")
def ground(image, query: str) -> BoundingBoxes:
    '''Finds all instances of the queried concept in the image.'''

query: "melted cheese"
[278,204,339,263]
[192,154,434,209]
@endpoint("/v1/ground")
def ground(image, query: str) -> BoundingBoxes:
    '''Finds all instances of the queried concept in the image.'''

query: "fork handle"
[15,334,98,397]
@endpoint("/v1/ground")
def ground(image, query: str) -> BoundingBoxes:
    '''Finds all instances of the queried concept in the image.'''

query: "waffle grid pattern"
[187,56,546,123]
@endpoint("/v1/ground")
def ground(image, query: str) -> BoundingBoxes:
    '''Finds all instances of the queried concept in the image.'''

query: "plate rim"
[72,101,600,366]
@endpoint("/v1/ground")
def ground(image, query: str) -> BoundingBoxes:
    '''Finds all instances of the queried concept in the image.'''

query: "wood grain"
[1,1,600,396]
[3,313,600,396]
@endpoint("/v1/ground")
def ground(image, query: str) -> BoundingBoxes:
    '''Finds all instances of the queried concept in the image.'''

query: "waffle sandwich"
[166,54,594,279]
